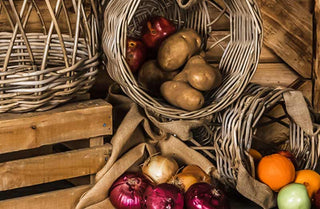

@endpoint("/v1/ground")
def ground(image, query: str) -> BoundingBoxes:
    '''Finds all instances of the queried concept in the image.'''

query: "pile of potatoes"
[138,29,222,111]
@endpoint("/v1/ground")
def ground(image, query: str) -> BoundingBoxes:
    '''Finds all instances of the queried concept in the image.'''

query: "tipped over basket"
[209,84,320,208]
[102,0,263,120]
[0,0,100,113]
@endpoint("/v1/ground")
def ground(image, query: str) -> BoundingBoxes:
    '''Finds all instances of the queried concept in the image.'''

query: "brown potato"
[158,29,202,71]
[160,81,204,111]
[173,55,222,91]
[138,60,178,96]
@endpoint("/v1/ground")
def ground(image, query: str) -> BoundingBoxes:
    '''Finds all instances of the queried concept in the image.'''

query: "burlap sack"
[75,84,219,209]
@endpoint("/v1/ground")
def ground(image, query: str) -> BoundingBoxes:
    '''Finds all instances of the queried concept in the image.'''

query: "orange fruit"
[295,170,320,197]
[257,154,295,191]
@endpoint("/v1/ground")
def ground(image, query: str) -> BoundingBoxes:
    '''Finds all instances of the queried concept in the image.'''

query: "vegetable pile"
[109,155,229,209]
[249,149,320,209]
[126,16,222,111]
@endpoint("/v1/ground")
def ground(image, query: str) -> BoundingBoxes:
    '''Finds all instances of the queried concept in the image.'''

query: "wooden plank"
[90,137,104,148]
[207,31,282,63]
[313,0,320,111]
[89,137,104,184]
[299,81,313,102]
[251,63,301,87]
[257,0,313,78]
[0,99,112,154]
[0,185,91,209]
[0,144,111,191]
[297,0,313,12]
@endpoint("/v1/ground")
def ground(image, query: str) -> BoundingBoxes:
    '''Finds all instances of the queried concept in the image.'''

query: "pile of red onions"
[109,156,229,209]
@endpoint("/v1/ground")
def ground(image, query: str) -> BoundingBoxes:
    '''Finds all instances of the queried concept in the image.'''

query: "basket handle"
[176,0,200,9]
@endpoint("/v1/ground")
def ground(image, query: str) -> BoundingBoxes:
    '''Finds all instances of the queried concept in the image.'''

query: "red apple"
[126,37,147,73]
[278,150,298,169]
[142,16,176,51]
[313,188,320,209]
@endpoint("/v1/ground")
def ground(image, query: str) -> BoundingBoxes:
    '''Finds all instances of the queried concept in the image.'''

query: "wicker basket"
[0,0,100,113]
[203,84,320,206]
[102,0,263,120]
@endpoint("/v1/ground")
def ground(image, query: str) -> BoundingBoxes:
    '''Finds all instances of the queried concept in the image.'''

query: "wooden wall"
[206,0,316,108]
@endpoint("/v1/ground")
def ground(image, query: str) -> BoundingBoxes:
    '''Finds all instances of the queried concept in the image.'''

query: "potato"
[138,60,178,96]
[160,81,204,111]
[158,29,202,71]
[173,55,222,91]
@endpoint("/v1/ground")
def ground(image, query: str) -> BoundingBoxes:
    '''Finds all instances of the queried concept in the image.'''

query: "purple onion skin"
[109,172,150,209]
[185,183,230,209]
[143,183,184,209]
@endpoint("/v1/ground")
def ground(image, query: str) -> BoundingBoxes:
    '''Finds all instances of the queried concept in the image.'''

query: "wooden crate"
[0,99,112,209]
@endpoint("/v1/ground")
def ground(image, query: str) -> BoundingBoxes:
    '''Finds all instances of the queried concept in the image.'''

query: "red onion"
[143,183,184,209]
[185,182,229,209]
[109,172,150,209]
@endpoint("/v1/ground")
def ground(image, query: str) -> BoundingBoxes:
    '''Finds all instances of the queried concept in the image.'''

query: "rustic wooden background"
[207,0,318,110]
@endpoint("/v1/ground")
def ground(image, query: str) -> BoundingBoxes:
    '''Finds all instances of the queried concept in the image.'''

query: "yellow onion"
[169,173,200,192]
[142,155,179,184]
[182,165,211,183]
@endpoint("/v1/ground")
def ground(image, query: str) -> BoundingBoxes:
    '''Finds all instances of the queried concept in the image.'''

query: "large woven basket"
[200,84,320,207]
[102,0,263,120]
[0,0,100,113]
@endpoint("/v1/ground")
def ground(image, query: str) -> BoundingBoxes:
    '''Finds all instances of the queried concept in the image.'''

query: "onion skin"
[182,165,211,184]
[143,183,184,209]
[169,173,200,192]
[185,183,229,209]
[142,155,179,184]
[109,172,150,209]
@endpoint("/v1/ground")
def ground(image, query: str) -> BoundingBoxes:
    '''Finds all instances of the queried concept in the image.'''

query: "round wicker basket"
[210,84,320,188]
[102,0,263,120]
[0,0,100,113]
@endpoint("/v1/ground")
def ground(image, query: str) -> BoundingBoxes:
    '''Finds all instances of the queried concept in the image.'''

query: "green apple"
[277,183,311,209]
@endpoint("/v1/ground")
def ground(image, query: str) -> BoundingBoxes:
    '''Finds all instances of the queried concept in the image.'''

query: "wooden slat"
[252,63,301,87]
[89,137,104,184]
[257,0,312,78]
[299,81,313,102]
[0,99,112,154]
[0,185,91,209]
[0,144,111,191]
[207,31,282,63]
[297,0,313,12]
[313,0,320,111]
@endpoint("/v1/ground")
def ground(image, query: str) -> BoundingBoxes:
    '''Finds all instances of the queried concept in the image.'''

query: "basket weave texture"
[0,0,100,113]
[103,0,263,120]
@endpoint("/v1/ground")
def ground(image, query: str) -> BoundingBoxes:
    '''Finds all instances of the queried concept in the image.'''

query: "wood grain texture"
[252,63,300,87]
[0,144,111,191]
[257,0,313,78]
[0,99,112,154]
[297,0,313,12]
[313,0,320,111]
[0,185,91,209]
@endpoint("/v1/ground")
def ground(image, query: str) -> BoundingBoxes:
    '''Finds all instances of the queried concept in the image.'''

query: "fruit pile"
[109,155,229,209]
[250,149,320,209]
[126,16,222,111]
